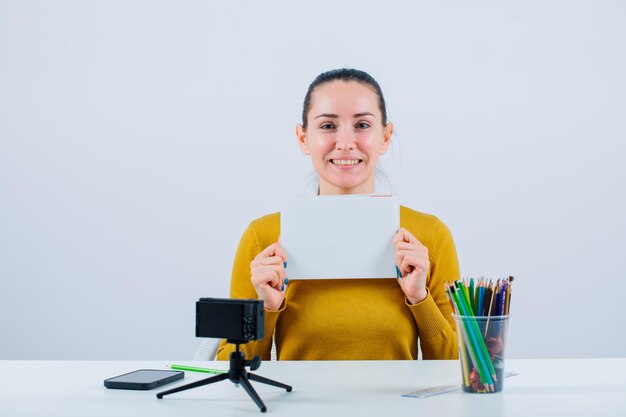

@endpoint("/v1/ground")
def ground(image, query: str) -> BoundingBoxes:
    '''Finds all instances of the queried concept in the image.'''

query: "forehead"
[309,81,379,115]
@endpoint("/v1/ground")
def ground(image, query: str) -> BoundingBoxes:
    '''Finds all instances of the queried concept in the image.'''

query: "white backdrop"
[1,0,625,360]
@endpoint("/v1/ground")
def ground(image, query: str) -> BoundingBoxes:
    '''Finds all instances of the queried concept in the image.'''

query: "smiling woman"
[216,68,461,361]
[296,78,393,195]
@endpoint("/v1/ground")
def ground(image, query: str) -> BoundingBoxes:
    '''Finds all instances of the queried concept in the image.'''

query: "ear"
[379,122,393,155]
[296,124,310,155]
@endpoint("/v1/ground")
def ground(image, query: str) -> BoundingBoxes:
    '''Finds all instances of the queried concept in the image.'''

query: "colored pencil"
[447,276,514,393]
[456,281,496,386]
[449,286,492,391]
[469,278,475,315]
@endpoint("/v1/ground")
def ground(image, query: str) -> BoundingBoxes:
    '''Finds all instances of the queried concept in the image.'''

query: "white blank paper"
[280,195,399,279]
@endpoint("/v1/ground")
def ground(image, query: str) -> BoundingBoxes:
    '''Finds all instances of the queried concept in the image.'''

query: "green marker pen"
[169,364,228,375]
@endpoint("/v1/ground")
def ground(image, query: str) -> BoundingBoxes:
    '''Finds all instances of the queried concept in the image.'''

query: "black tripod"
[156,340,292,412]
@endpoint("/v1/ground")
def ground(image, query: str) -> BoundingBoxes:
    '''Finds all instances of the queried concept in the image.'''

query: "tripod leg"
[248,373,293,392]
[156,373,228,399]
[238,374,267,412]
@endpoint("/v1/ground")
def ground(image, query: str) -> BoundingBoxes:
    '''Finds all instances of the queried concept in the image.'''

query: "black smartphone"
[104,369,184,390]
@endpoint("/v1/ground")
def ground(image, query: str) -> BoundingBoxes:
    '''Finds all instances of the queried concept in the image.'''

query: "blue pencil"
[469,278,475,315]
[477,281,486,317]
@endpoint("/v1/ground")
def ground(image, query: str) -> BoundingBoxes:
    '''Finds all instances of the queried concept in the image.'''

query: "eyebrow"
[314,112,376,119]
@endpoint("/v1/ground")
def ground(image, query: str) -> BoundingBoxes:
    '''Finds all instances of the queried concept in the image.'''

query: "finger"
[395,249,417,266]
[251,268,276,285]
[260,276,281,292]
[255,255,286,267]
[395,228,417,244]
[269,274,282,289]
[395,241,421,251]
[393,229,404,245]
[273,244,288,264]
[400,255,429,274]
[252,265,284,286]
[396,248,428,259]
[266,263,287,282]
[263,274,284,291]
[402,228,419,243]
[256,242,280,259]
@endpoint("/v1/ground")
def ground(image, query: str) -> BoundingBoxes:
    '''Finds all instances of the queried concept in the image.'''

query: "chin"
[328,180,368,193]
[327,176,359,187]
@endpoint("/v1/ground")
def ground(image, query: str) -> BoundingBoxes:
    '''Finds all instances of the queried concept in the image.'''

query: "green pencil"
[449,287,492,390]
[456,281,497,386]
[169,364,228,374]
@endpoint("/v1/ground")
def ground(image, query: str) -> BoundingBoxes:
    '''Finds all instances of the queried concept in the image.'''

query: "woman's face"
[297,80,392,195]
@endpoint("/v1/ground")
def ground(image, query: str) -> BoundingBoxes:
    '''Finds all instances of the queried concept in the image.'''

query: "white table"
[1,359,625,416]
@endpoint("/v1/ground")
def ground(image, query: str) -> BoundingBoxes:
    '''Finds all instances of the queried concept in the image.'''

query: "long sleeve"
[216,208,460,361]
[408,218,460,359]
[216,217,281,361]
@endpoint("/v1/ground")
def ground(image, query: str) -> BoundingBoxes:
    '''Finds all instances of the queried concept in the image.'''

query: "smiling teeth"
[332,159,360,166]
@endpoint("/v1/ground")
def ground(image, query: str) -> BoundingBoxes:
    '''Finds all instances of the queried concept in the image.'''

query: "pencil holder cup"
[452,315,510,393]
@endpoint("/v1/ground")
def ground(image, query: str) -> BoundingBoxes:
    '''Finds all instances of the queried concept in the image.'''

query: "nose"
[335,127,356,151]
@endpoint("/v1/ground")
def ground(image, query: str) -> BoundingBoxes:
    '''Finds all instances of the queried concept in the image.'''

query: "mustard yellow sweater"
[216,206,460,361]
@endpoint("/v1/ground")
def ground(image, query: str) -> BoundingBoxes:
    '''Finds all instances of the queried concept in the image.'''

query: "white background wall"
[1,0,625,360]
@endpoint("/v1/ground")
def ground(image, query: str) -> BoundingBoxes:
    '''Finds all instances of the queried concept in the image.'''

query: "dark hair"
[301,68,388,129]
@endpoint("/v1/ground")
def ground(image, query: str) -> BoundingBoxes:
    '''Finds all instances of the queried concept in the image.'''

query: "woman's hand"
[393,228,429,304]
[250,240,288,311]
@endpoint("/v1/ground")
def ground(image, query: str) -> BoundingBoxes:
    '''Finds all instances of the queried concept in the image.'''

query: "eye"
[356,122,370,129]
[320,123,335,130]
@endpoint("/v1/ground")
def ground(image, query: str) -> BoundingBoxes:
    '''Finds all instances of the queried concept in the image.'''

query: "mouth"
[330,159,363,166]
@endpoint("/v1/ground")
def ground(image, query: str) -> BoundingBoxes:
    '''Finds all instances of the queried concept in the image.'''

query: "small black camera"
[157,297,290,411]
[196,298,264,342]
